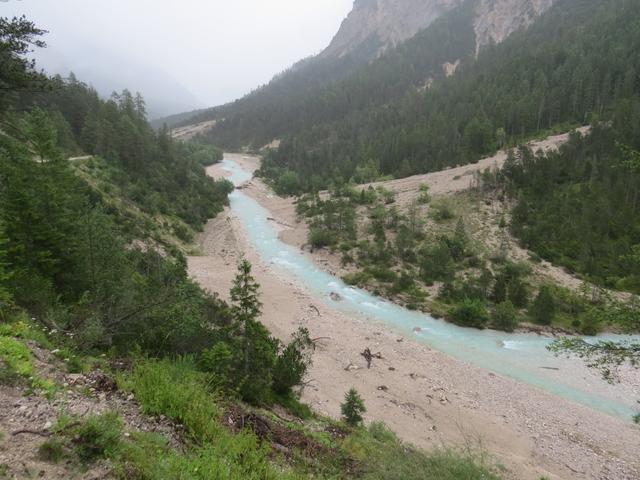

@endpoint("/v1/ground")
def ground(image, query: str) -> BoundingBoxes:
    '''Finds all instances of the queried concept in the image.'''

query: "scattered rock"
[377,385,389,392]
[272,442,289,454]
[329,291,343,302]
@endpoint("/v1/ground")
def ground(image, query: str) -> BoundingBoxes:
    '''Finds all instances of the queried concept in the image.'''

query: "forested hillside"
[0,16,502,479]
[259,0,640,192]
[186,0,479,151]
[495,126,640,294]
[0,16,232,349]
[12,74,231,230]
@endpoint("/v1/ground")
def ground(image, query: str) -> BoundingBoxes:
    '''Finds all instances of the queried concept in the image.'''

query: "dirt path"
[187,152,640,480]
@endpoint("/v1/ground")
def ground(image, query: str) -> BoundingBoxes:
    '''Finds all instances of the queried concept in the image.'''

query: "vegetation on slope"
[191,0,477,151]
[0,15,503,479]
[257,0,640,193]
[297,128,640,335]
[492,127,640,295]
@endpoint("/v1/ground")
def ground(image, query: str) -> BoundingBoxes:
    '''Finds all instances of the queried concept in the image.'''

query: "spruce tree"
[530,285,556,325]
[229,259,276,403]
[341,388,366,427]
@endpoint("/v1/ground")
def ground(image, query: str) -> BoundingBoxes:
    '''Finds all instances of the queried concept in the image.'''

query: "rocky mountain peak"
[474,0,556,54]
[322,0,461,59]
[322,0,556,60]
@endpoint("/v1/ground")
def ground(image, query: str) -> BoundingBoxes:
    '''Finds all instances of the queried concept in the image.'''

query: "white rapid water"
[222,157,639,420]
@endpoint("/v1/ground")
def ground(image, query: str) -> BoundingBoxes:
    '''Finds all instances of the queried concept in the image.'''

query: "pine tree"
[341,388,366,427]
[230,259,262,373]
[0,16,47,108]
[450,218,468,260]
[530,285,556,325]
[229,259,277,403]
[231,259,262,332]
[493,300,518,332]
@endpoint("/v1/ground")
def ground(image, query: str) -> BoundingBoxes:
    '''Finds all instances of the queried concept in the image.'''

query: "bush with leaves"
[449,298,489,329]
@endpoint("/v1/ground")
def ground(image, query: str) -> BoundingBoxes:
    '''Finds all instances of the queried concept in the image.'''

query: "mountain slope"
[321,0,462,59]
[180,0,555,149]
[258,0,640,192]
[322,0,555,60]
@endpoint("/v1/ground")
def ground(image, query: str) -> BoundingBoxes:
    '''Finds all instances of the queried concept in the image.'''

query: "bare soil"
[0,343,182,479]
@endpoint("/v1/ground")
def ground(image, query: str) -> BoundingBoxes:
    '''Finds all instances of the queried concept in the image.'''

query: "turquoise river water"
[221,157,639,420]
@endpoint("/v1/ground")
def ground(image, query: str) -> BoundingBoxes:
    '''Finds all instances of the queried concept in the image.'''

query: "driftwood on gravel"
[361,347,383,369]
[12,429,52,437]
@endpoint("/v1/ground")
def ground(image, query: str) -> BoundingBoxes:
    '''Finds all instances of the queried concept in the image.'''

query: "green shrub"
[579,310,602,336]
[198,341,236,392]
[172,222,194,243]
[392,271,415,293]
[38,437,66,463]
[309,228,337,249]
[449,299,489,329]
[68,411,123,463]
[272,327,313,396]
[430,200,455,221]
[418,192,431,205]
[367,266,397,283]
[343,271,373,286]
[493,301,519,332]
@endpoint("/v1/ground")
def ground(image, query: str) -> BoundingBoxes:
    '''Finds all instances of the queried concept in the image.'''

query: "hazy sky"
[2,0,353,117]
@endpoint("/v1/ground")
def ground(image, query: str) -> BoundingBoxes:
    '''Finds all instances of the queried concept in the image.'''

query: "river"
[222,156,639,420]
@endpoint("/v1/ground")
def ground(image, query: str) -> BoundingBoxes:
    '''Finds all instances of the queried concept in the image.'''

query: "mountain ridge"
[170,0,557,141]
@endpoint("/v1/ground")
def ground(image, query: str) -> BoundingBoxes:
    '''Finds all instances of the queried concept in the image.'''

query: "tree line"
[0,16,311,407]
[254,0,640,193]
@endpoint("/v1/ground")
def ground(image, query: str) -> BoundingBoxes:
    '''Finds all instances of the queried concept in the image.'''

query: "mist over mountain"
[33,45,203,119]
[176,0,557,145]
[1,0,353,121]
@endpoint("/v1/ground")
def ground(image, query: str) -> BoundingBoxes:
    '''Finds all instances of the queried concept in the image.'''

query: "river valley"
[187,153,640,480]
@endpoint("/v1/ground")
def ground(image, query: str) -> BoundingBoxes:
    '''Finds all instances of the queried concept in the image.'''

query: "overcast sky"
[2,0,353,117]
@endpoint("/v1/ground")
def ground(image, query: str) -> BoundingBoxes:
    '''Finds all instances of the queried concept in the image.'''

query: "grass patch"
[38,437,66,463]
[119,358,297,479]
[0,336,55,394]
[42,411,123,466]
[0,315,51,348]
[345,422,500,480]
[115,430,291,480]
[69,411,123,463]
